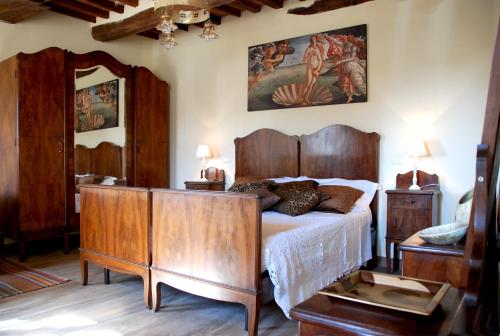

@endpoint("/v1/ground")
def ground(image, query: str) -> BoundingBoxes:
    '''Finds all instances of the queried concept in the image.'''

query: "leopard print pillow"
[272,181,322,216]
[228,180,277,192]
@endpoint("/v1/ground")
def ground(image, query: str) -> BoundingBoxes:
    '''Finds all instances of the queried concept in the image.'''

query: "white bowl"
[418,222,468,245]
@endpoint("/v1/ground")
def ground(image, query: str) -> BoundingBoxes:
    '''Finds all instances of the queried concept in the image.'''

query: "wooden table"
[184,180,225,191]
[400,233,465,288]
[291,287,464,336]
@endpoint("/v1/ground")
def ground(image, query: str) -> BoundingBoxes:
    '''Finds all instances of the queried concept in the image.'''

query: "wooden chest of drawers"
[385,189,439,272]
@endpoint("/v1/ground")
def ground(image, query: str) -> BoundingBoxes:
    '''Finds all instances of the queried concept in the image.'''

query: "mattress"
[261,210,372,317]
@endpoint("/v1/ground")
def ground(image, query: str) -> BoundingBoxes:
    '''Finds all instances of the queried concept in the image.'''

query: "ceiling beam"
[227,0,261,13]
[44,0,109,18]
[92,7,223,42]
[77,0,124,14]
[138,29,159,40]
[49,3,96,22]
[288,0,373,15]
[92,7,158,41]
[0,0,47,23]
[210,5,240,17]
[250,0,283,9]
[116,0,138,6]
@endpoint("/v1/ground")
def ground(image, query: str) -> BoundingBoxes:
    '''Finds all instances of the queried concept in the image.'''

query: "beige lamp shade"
[196,144,211,158]
[405,138,429,157]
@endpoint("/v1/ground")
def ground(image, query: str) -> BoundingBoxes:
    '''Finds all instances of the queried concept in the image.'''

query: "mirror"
[74,65,126,183]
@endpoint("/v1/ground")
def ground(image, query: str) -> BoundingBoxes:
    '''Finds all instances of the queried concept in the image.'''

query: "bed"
[74,141,124,215]
[149,124,380,335]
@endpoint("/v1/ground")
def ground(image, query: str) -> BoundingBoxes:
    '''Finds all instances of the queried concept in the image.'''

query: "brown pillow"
[244,187,281,210]
[315,185,364,214]
[228,180,277,192]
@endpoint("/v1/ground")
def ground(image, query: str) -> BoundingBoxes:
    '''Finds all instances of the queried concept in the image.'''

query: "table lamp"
[196,144,211,181]
[405,138,429,190]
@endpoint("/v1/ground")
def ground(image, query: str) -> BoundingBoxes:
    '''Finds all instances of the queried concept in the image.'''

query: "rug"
[0,258,69,298]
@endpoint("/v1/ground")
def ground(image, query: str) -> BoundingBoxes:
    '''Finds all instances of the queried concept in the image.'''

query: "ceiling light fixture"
[154,0,219,49]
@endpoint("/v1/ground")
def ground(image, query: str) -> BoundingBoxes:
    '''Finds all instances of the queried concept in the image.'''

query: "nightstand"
[185,167,225,191]
[184,180,225,191]
[385,170,440,273]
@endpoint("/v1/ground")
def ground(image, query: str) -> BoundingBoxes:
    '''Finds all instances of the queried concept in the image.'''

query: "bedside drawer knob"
[477,176,484,182]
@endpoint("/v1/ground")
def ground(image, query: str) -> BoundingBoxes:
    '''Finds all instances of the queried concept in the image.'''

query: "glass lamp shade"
[199,20,219,40]
[160,32,178,49]
[196,144,211,158]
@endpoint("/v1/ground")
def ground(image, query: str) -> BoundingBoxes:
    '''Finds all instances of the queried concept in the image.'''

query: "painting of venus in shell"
[247,24,367,111]
[75,79,119,132]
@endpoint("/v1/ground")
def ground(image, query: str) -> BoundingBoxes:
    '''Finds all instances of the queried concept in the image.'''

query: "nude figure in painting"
[301,35,323,105]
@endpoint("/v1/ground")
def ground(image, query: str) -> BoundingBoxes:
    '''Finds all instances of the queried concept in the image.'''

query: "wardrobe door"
[17,48,66,233]
[134,67,169,188]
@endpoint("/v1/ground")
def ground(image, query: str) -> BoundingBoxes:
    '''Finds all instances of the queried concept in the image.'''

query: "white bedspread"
[262,210,372,317]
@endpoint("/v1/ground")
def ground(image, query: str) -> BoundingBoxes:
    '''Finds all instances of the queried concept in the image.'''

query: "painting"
[75,79,119,133]
[248,24,367,111]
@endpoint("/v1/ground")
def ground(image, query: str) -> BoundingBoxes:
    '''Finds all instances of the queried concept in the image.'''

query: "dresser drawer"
[390,195,430,210]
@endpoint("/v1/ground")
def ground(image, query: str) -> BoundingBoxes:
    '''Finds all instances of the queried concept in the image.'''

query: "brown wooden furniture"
[79,185,151,309]
[184,167,226,191]
[291,286,464,336]
[150,124,380,336]
[385,170,440,273]
[0,48,67,261]
[400,234,465,288]
[0,47,169,260]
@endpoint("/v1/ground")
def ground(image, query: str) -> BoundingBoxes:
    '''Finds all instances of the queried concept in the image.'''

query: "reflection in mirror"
[74,65,126,184]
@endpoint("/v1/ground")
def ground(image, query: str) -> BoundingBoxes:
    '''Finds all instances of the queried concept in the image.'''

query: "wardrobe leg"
[152,281,162,312]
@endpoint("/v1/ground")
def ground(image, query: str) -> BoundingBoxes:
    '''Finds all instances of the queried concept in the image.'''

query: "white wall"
[151,0,500,256]
[0,11,154,72]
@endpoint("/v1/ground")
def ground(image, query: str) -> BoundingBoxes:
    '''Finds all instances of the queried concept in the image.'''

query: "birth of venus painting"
[75,79,119,133]
[248,24,367,111]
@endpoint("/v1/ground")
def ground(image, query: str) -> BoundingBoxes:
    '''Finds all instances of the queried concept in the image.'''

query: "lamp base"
[408,184,421,190]
[200,177,208,182]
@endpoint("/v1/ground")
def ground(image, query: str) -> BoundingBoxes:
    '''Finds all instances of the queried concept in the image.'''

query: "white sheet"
[261,210,372,317]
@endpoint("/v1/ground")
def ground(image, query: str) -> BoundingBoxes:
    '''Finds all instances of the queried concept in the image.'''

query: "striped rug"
[0,259,69,298]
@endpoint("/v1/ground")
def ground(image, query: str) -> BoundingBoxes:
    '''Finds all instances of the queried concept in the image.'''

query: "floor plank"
[0,247,297,336]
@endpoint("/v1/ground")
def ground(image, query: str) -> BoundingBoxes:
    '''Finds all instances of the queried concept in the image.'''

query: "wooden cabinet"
[0,47,170,260]
[0,48,67,260]
[385,189,439,272]
[400,234,465,288]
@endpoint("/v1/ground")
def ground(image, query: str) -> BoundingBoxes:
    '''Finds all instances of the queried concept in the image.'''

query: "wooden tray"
[319,271,450,316]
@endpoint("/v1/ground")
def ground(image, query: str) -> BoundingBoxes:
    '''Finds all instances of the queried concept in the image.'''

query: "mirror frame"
[66,51,135,228]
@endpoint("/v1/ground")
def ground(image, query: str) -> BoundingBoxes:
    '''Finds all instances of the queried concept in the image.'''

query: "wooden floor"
[0,242,297,336]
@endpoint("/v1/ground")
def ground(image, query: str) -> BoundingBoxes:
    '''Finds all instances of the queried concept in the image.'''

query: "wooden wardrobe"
[0,47,169,260]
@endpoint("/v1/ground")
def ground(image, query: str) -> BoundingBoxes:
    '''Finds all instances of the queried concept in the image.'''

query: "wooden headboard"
[300,125,380,182]
[235,124,380,183]
[234,128,299,178]
[75,142,123,178]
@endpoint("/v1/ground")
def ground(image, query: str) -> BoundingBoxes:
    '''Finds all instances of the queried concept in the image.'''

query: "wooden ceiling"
[0,0,372,42]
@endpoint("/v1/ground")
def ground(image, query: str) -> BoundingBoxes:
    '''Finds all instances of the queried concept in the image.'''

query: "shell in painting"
[272,83,333,107]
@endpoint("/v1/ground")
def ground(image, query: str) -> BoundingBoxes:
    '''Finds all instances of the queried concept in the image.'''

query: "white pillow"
[304,177,379,212]
[100,176,117,186]
[269,176,308,183]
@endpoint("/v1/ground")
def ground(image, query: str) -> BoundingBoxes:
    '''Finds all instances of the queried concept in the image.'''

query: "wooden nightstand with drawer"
[184,167,225,191]
[385,170,440,272]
